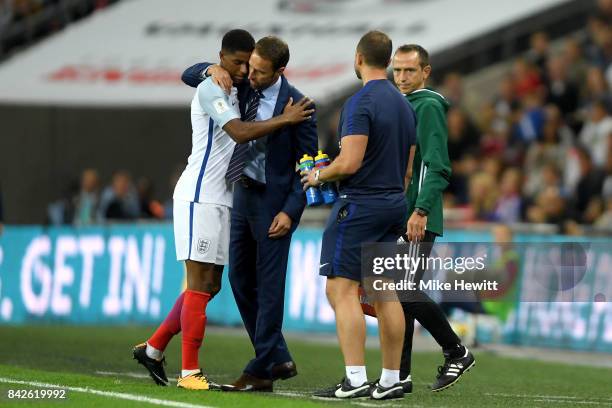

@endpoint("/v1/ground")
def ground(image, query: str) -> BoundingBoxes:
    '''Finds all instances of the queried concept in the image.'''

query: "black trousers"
[400,231,461,378]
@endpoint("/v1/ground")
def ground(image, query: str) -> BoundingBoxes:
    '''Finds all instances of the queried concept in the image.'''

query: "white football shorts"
[173,199,230,265]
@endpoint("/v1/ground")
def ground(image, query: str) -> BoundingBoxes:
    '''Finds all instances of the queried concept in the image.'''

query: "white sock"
[402,374,412,382]
[345,366,367,387]
[380,368,400,388]
[145,342,163,361]
[181,369,200,378]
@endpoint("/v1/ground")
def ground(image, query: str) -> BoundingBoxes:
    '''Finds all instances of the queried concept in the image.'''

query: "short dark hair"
[356,30,392,69]
[221,29,255,54]
[395,44,430,68]
[255,36,290,71]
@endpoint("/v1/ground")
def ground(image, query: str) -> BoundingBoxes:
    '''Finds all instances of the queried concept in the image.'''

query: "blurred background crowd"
[439,9,612,234]
[2,0,611,236]
[0,0,116,57]
[321,0,612,235]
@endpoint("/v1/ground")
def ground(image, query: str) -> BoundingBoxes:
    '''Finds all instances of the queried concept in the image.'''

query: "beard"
[354,66,361,80]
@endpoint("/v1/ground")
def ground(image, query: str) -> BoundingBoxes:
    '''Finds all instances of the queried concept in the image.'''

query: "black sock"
[400,295,462,374]
[443,344,465,359]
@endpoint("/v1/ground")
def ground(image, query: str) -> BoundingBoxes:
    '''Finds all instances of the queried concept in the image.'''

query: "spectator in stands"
[602,152,612,198]
[511,58,542,98]
[526,31,550,77]
[73,168,99,226]
[490,76,518,134]
[595,198,612,228]
[584,14,610,67]
[583,66,612,111]
[541,163,566,195]
[526,186,567,225]
[447,106,480,162]
[480,129,509,160]
[511,92,546,145]
[468,172,498,221]
[545,54,580,116]
[440,72,463,107]
[563,37,589,86]
[47,180,78,225]
[494,167,523,223]
[523,105,572,197]
[447,153,479,206]
[481,156,503,181]
[579,99,612,168]
[98,170,140,222]
[571,145,606,222]
[583,196,605,224]
[137,177,164,219]
[598,0,612,19]
[596,139,612,227]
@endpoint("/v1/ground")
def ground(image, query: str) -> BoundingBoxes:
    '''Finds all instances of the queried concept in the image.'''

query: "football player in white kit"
[132,29,314,390]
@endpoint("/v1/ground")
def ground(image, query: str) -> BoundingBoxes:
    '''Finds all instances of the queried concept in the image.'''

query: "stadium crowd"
[435,7,612,234]
[47,169,172,225]
[318,0,612,234]
[0,0,118,56]
[45,1,612,235]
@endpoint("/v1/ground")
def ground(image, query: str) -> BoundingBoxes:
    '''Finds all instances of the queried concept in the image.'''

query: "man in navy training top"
[302,30,416,401]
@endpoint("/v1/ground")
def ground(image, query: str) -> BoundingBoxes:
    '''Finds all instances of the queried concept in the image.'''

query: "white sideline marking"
[0,377,213,408]
[533,399,612,406]
[486,393,612,406]
[487,393,612,401]
[276,391,307,398]
[96,370,177,383]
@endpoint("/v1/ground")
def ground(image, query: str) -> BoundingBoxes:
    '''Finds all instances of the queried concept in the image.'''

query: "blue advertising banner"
[0,224,611,352]
[0,225,371,332]
[0,224,187,325]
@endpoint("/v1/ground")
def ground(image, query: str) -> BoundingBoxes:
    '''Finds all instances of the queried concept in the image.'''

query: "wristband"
[415,208,428,216]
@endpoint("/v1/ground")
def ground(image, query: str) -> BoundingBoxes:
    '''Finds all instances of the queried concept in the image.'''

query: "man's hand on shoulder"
[281,97,315,125]
[207,64,232,94]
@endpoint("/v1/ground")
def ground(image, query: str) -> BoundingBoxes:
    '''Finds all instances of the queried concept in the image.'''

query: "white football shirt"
[173,78,240,207]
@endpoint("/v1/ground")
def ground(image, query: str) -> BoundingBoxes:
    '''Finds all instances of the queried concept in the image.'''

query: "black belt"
[239,175,266,189]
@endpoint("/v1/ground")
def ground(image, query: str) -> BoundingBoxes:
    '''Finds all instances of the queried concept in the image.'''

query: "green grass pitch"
[0,325,610,407]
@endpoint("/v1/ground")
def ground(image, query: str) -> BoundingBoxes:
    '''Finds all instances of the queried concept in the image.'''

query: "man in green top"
[392,44,475,393]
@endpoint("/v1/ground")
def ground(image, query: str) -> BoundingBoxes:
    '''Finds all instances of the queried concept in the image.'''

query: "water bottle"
[314,150,338,204]
[299,154,323,206]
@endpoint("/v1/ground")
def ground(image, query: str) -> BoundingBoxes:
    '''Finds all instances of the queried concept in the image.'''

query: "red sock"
[148,292,185,351]
[181,290,211,371]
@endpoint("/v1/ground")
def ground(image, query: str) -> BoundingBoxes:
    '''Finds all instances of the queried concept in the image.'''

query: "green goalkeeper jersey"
[405,88,451,236]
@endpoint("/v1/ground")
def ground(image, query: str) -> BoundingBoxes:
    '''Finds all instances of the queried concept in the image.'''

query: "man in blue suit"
[182,35,318,392]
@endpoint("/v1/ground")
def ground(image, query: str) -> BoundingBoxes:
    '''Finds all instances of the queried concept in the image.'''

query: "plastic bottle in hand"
[314,150,338,204]
[299,154,323,206]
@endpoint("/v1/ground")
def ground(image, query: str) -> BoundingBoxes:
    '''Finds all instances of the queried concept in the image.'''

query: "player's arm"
[182,63,210,87]
[182,63,233,93]
[198,80,314,144]
[303,93,370,186]
[317,135,368,182]
[223,97,313,143]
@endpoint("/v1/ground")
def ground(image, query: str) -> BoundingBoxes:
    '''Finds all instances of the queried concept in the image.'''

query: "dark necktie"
[225,90,262,183]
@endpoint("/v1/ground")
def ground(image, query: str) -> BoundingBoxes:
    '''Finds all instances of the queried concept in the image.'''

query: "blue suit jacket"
[182,63,318,224]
